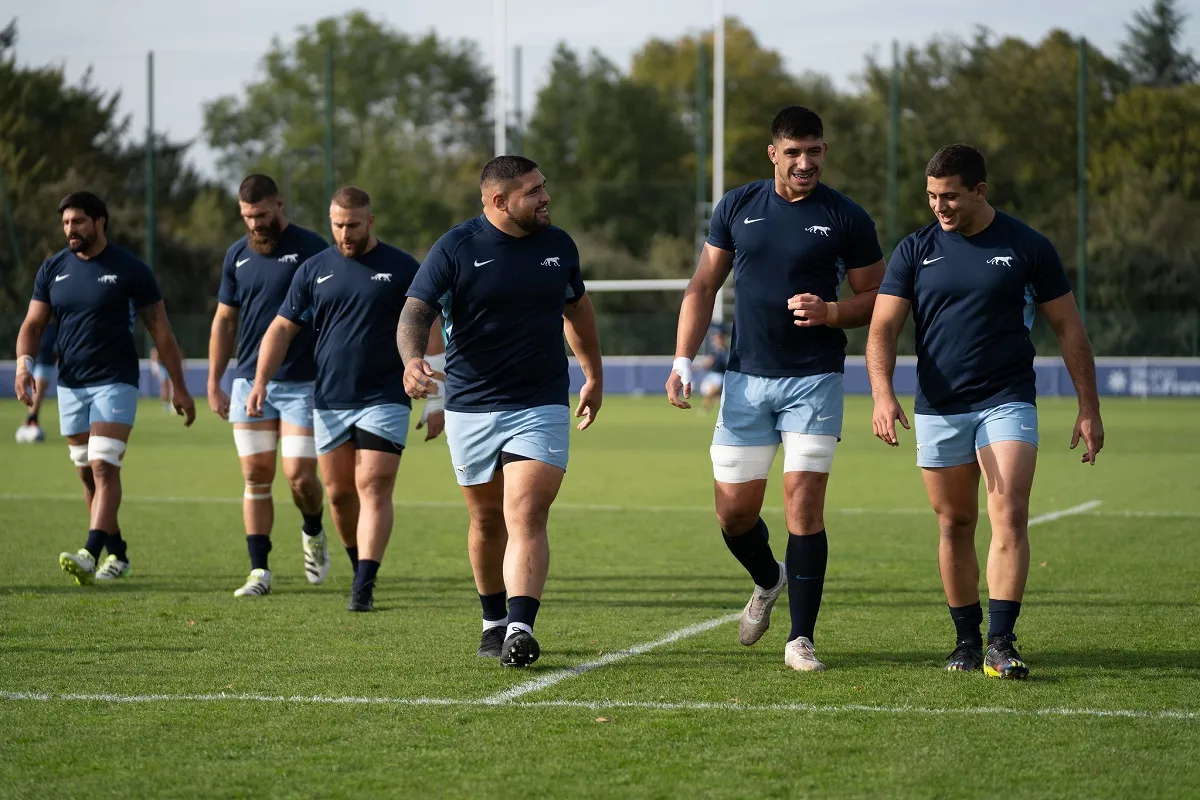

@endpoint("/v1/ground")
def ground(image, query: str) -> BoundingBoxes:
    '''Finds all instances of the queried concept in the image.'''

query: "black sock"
[302,510,323,537]
[987,599,1022,638]
[105,531,128,563]
[353,559,381,592]
[949,602,984,646]
[345,546,359,571]
[247,535,272,572]
[27,411,38,425]
[480,590,508,623]
[722,518,780,590]
[786,530,828,642]
[507,596,541,632]
[84,529,107,560]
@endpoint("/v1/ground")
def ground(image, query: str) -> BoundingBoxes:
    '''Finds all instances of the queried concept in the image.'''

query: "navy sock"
[27,411,38,424]
[353,559,380,592]
[302,510,323,537]
[345,546,359,571]
[786,530,828,642]
[247,535,272,571]
[722,518,779,590]
[949,602,984,645]
[105,531,128,563]
[987,599,1022,638]
[480,590,508,623]
[84,529,107,560]
[507,596,541,632]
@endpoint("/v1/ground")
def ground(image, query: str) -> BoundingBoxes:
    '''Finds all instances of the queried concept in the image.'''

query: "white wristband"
[672,356,693,388]
[18,355,34,374]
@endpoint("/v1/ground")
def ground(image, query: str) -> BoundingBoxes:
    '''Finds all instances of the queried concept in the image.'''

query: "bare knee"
[715,503,760,537]
[355,472,393,499]
[934,503,977,537]
[989,501,1029,536]
[90,460,122,485]
[470,504,507,539]
[285,467,320,498]
[325,480,357,509]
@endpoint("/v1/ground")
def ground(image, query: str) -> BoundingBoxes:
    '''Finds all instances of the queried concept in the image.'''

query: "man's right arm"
[398,297,441,398]
[14,300,52,406]
[667,244,733,409]
[208,303,238,398]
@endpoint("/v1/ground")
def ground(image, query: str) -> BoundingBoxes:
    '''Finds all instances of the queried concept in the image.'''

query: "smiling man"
[866,144,1104,679]
[665,106,887,673]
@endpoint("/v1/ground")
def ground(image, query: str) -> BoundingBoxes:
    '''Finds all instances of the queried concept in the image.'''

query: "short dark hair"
[238,174,279,204]
[925,144,987,189]
[771,106,823,142]
[480,155,539,188]
[57,191,108,227]
[330,185,371,210]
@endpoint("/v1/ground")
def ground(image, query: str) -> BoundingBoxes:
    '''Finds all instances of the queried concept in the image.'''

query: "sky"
[11,0,1200,177]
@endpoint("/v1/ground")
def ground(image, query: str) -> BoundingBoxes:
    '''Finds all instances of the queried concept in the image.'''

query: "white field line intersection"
[0,691,1195,721]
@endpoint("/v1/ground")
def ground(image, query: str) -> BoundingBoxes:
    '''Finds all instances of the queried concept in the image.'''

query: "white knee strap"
[68,444,89,467]
[244,482,273,501]
[711,444,778,483]
[88,436,126,467]
[234,428,278,457]
[280,435,317,459]
[782,433,837,474]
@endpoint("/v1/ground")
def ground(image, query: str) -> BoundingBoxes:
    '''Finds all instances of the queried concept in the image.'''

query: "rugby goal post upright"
[493,0,508,157]
[712,0,726,324]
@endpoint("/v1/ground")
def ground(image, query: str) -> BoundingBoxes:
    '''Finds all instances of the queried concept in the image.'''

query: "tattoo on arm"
[397,298,439,363]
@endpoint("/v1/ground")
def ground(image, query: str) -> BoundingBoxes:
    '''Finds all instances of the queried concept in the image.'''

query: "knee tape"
[710,444,778,483]
[782,433,837,474]
[234,428,278,457]
[68,444,89,468]
[244,482,273,501]
[88,436,126,467]
[280,435,317,459]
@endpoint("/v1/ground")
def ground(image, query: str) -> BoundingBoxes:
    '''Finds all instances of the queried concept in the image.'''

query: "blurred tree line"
[1,1,1197,355]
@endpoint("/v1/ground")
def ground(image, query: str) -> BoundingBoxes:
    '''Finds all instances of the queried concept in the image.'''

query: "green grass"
[1,395,1198,799]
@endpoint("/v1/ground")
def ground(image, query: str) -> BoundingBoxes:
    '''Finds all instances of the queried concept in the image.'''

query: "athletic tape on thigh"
[233,428,278,457]
[280,435,317,459]
[244,482,272,501]
[710,444,778,483]
[87,436,126,467]
[68,444,89,467]
[782,432,837,474]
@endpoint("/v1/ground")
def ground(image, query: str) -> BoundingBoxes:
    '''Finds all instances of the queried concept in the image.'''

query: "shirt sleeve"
[31,260,51,303]
[705,190,736,252]
[841,205,885,270]
[279,262,313,324]
[564,235,585,303]
[1029,236,1072,304]
[407,238,456,310]
[130,260,163,309]
[217,249,239,307]
[878,236,916,300]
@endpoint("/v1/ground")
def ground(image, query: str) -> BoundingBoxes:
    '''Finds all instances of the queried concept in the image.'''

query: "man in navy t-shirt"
[249,186,445,613]
[207,174,332,599]
[14,320,58,443]
[665,106,886,672]
[13,191,195,585]
[399,155,604,668]
[866,144,1104,679]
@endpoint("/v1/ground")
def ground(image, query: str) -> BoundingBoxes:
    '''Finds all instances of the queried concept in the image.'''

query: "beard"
[505,205,550,234]
[247,218,283,255]
[338,236,369,258]
[67,232,95,253]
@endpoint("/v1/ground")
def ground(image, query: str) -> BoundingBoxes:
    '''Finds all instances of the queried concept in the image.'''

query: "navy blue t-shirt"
[35,321,58,365]
[218,223,328,382]
[406,215,586,413]
[32,245,161,389]
[279,242,419,410]
[879,211,1072,415]
[708,180,883,378]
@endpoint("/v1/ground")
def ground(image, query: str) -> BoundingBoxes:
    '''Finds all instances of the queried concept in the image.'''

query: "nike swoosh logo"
[317,275,333,284]
[1020,425,1035,431]
[236,258,251,267]
[548,447,563,454]
[922,256,945,265]
[743,217,765,224]
[55,275,70,282]
[474,259,494,267]
[111,409,124,414]
[816,414,833,422]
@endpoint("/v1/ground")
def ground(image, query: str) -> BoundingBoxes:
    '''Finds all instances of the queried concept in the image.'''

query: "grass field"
[1,394,1198,798]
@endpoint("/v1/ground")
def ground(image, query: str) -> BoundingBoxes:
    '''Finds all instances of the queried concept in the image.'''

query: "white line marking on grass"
[1028,500,1101,526]
[2,691,1195,721]
[478,613,742,705]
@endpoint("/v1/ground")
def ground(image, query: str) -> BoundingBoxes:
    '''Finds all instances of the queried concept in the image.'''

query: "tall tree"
[203,11,493,253]
[1120,0,1199,86]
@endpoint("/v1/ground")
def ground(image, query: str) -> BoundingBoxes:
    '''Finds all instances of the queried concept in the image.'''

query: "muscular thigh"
[976,440,1036,506]
[501,458,564,525]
